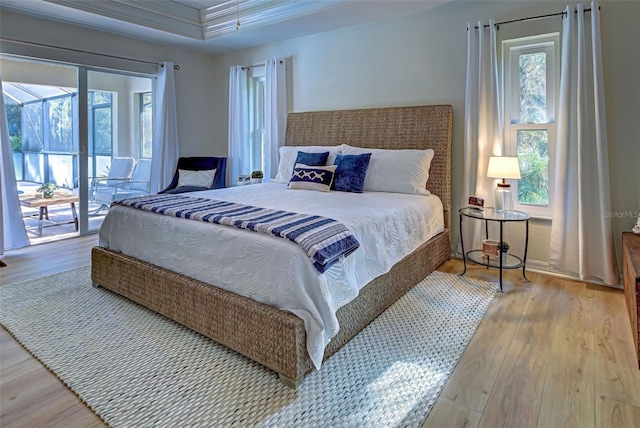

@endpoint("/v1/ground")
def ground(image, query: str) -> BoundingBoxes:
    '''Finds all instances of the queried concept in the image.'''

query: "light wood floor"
[1,235,104,427]
[1,237,639,427]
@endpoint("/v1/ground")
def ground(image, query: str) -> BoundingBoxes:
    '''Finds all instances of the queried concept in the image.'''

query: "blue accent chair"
[159,157,227,194]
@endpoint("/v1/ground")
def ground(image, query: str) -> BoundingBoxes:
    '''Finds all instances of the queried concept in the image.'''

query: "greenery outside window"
[139,92,152,158]
[503,34,559,218]
[47,96,73,152]
[88,91,113,178]
[249,74,266,174]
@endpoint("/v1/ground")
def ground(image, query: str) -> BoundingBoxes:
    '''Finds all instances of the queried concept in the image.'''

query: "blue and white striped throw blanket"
[114,194,360,273]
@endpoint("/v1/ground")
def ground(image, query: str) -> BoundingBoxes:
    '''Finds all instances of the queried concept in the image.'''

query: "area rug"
[0,267,495,427]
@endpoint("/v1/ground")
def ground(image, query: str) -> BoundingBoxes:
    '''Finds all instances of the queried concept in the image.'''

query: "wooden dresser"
[623,232,640,369]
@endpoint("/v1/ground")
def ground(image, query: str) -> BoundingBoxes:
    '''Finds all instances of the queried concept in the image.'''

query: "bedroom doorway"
[1,55,153,244]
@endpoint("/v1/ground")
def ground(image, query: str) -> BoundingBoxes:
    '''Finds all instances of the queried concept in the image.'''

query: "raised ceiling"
[0,0,451,54]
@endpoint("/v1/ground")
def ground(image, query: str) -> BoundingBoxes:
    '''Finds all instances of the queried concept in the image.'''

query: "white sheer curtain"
[549,2,618,285]
[227,65,249,186]
[0,75,30,256]
[460,20,503,252]
[150,62,179,194]
[264,58,287,181]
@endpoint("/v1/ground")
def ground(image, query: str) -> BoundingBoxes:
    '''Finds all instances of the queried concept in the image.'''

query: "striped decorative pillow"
[288,163,337,192]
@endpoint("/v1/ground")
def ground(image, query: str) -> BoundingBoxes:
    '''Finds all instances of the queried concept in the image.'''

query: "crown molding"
[1,0,452,54]
[46,0,205,39]
[43,0,346,41]
[201,0,338,39]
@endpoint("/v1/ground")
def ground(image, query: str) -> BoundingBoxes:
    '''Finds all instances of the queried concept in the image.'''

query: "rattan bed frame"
[91,104,453,387]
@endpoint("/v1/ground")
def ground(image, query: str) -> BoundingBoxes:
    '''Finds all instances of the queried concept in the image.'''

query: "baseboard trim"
[449,252,623,289]
[525,259,623,289]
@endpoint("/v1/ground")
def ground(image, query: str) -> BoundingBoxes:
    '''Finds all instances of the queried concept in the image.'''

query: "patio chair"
[90,157,136,212]
[93,158,152,209]
[159,157,227,194]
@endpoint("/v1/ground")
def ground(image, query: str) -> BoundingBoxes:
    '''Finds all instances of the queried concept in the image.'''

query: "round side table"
[459,207,531,292]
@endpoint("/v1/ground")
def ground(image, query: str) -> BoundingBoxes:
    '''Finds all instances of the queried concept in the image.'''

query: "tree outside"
[517,51,549,206]
[4,98,22,151]
[517,130,548,205]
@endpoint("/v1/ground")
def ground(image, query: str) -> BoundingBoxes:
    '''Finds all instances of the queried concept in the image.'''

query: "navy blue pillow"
[294,151,329,168]
[332,153,372,193]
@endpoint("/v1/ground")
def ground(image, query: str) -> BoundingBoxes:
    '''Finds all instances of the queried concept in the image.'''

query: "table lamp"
[487,156,521,212]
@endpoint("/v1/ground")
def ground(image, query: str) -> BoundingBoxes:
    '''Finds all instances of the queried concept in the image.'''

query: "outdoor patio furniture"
[91,157,135,197]
[93,158,152,209]
[20,192,79,237]
[90,157,136,212]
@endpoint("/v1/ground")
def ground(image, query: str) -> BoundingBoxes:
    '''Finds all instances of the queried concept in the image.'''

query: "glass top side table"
[459,207,531,292]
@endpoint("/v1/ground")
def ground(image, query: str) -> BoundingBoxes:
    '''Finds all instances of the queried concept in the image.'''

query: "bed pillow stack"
[284,149,371,193]
[273,146,341,183]
[331,153,372,193]
[341,144,434,195]
[279,144,435,195]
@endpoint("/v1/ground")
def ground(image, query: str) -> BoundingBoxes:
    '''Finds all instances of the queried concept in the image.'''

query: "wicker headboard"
[284,105,453,228]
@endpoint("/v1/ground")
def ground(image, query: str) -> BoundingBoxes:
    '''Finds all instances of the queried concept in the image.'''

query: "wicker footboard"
[91,229,450,386]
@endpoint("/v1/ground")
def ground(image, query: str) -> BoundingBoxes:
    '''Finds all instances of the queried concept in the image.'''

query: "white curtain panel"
[549,2,618,285]
[227,65,249,186]
[150,62,179,194]
[264,58,288,181]
[0,75,29,254]
[460,20,503,253]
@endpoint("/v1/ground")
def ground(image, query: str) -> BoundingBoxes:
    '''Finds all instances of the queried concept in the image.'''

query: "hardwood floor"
[424,261,640,428]
[1,235,104,427]
[1,239,639,427]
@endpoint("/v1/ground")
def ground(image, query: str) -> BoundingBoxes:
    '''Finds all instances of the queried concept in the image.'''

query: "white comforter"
[99,182,444,368]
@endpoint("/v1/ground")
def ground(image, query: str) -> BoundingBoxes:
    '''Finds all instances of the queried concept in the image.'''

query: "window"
[88,90,113,178]
[4,84,116,187]
[17,92,76,185]
[139,92,152,158]
[249,73,266,174]
[19,101,45,183]
[4,97,23,180]
[47,95,74,152]
[503,34,559,217]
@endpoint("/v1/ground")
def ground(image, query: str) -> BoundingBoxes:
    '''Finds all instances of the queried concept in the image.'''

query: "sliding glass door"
[85,70,153,233]
[1,55,152,243]
[2,57,81,243]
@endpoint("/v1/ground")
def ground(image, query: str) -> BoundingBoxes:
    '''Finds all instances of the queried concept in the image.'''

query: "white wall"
[209,0,640,275]
[0,10,223,158]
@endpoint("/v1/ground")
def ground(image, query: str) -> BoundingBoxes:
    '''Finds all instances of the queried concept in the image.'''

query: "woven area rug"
[0,267,495,427]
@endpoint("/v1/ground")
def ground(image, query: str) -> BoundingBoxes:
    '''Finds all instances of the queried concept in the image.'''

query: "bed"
[91,104,452,387]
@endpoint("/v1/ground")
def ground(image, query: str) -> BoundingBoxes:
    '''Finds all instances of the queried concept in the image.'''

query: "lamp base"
[495,185,514,212]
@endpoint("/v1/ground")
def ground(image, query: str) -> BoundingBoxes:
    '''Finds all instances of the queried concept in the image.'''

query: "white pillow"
[272,145,341,183]
[177,168,216,188]
[341,144,434,195]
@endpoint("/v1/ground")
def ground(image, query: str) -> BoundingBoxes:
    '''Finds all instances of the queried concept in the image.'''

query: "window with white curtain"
[229,58,286,185]
[139,91,153,159]
[249,73,266,175]
[503,34,559,218]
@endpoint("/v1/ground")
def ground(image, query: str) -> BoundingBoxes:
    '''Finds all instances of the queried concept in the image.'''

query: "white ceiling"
[0,0,451,54]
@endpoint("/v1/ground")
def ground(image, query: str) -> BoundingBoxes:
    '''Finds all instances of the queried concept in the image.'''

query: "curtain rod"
[0,37,180,70]
[241,59,284,70]
[242,63,264,70]
[470,6,599,30]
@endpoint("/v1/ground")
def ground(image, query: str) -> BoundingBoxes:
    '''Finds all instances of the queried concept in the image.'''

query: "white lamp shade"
[487,156,521,180]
